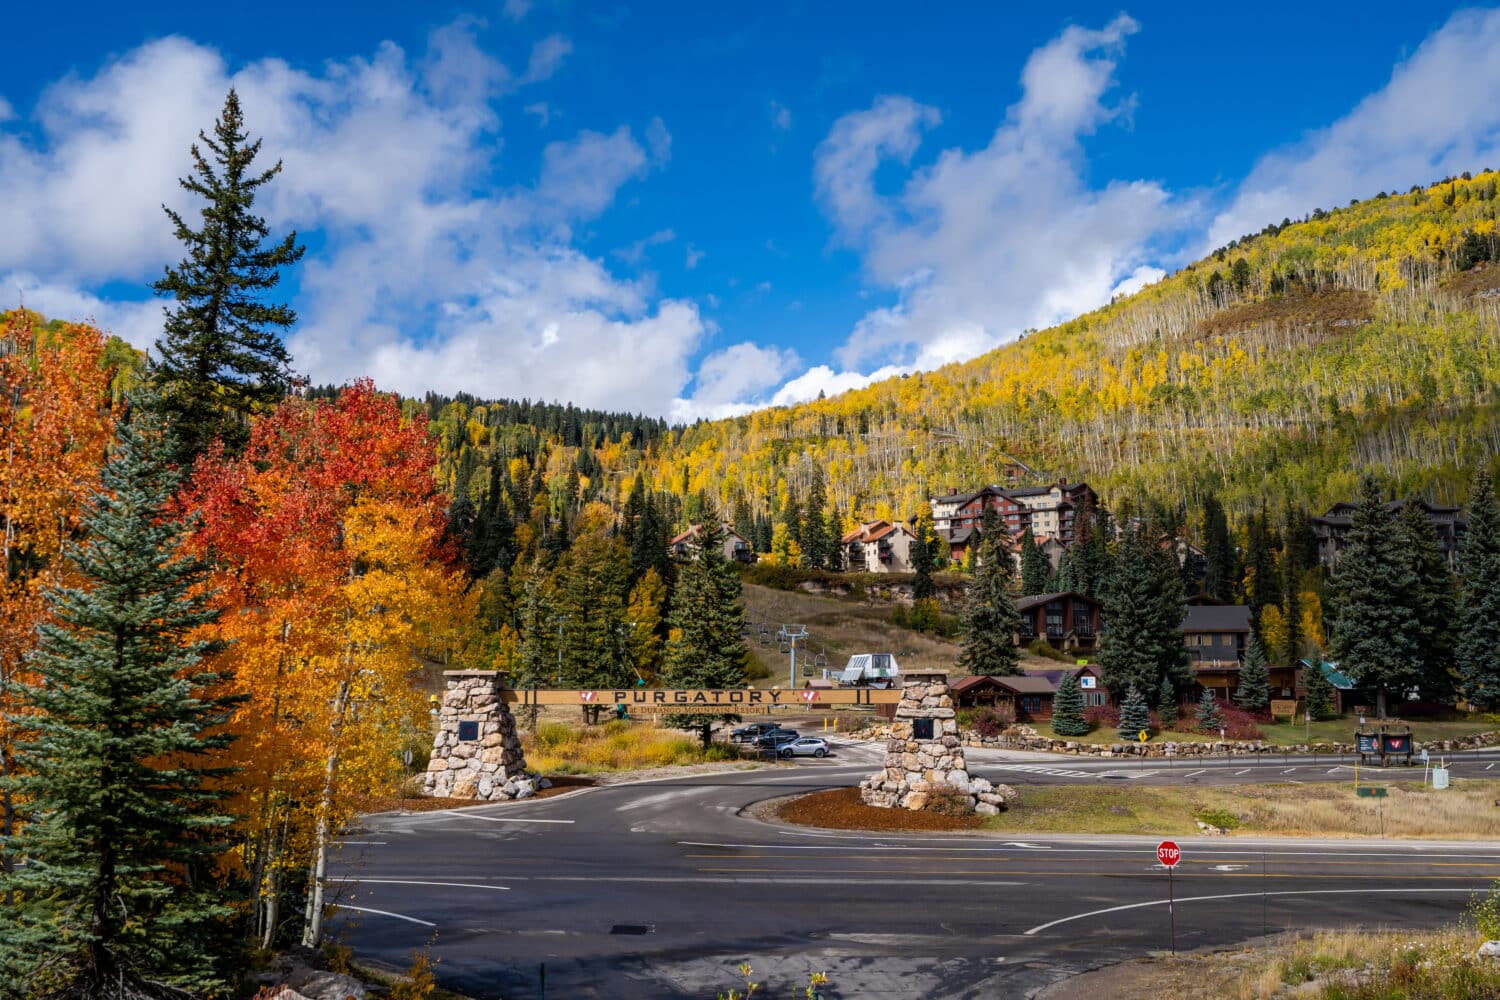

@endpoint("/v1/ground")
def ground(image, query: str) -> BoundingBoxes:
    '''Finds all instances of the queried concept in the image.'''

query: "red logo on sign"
[580,691,597,703]
[1156,841,1181,867]
[800,691,818,703]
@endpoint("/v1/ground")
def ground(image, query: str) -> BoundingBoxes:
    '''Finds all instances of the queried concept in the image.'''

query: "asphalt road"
[329,742,1500,999]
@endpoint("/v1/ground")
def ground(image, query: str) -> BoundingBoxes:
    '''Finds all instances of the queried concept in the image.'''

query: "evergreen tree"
[1195,688,1224,733]
[1019,525,1049,595]
[1283,580,1304,663]
[1158,675,1179,728]
[662,524,748,745]
[1117,685,1152,741]
[0,399,241,997]
[621,472,647,549]
[1202,495,1235,602]
[1068,508,1112,600]
[1051,673,1089,736]
[911,509,937,600]
[152,89,305,466]
[1302,660,1336,720]
[1235,633,1271,711]
[1457,471,1500,710]
[802,468,830,570]
[1397,499,1457,703]
[1098,526,1191,699]
[1245,504,1280,622]
[955,535,1023,676]
[1327,476,1422,717]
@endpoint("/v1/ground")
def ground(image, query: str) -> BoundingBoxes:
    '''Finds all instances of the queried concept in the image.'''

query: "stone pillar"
[423,670,538,801]
[859,671,1012,814]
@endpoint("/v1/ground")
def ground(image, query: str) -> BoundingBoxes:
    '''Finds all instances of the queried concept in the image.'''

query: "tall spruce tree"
[1202,495,1236,603]
[1397,499,1457,703]
[955,535,1022,676]
[1019,525,1049,596]
[1327,476,1422,717]
[911,509,937,600]
[1457,471,1500,710]
[0,399,240,998]
[662,524,748,745]
[1158,675,1179,728]
[1098,526,1191,700]
[1302,660,1336,720]
[1235,633,1271,711]
[152,89,305,467]
[1194,688,1224,733]
[1117,685,1152,741]
[1051,673,1089,736]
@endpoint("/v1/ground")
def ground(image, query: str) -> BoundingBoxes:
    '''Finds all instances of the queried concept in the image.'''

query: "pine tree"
[152,89,305,466]
[662,523,748,745]
[1117,684,1152,741]
[1397,499,1457,703]
[1158,675,1179,728]
[1202,495,1235,603]
[1099,526,1191,700]
[1051,673,1089,736]
[1195,688,1224,733]
[0,398,241,997]
[956,535,1022,676]
[911,509,937,600]
[1235,633,1271,711]
[1019,525,1049,595]
[1457,471,1500,710]
[1302,660,1336,720]
[1327,476,1422,718]
[802,468,830,570]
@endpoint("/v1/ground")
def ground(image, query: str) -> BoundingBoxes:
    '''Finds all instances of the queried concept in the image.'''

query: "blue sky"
[3,3,1499,420]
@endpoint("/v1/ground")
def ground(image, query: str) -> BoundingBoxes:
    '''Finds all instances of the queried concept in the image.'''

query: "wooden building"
[1014,592,1102,652]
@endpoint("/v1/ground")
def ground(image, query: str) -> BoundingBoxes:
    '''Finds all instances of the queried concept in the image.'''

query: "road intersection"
[329,742,1500,998]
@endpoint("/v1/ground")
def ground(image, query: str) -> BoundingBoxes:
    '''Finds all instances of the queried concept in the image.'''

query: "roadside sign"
[799,690,818,703]
[579,690,598,703]
[401,748,413,767]
[1137,729,1148,743]
[1156,841,1181,866]
[1421,749,1429,763]
[1356,787,1387,798]
[1156,840,1180,955]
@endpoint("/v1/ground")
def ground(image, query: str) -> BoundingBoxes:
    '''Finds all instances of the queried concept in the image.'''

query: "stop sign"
[1157,840,1181,867]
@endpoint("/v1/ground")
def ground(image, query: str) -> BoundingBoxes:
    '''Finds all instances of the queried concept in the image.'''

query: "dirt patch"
[1197,287,1374,336]
[357,775,595,812]
[775,785,983,832]
[1447,261,1500,298]
[1035,935,1294,1000]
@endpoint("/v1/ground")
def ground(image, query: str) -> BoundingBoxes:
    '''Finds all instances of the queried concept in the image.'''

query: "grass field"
[982,779,1500,839]
[522,719,743,774]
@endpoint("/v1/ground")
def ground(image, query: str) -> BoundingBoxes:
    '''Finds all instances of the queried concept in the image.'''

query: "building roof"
[950,674,1012,693]
[841,520,909,545]
[1181,604,1253,633]
[669,523,747,547]
[992,675,1059,695]
[1300,659,1357,690]
[1015,591,1100,612]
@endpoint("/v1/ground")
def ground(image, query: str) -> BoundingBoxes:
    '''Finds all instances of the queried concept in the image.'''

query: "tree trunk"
[1376,687,1388,720]
[301,678,350,948]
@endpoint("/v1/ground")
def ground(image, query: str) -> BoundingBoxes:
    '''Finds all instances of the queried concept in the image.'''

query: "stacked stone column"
[423,670,539,801]
[859,671,1011,815]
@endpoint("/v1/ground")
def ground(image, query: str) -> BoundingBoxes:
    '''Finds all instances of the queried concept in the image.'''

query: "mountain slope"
[641,170,1500,521]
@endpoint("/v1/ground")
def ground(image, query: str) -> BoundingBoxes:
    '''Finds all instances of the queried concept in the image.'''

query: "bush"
[1171,699,1265,740]
[1195,808,1241,830]
[1084,704,1120,729]
[968,704,1015,738]
[1027,639,1072,662]
[923,785,974,817]
[1467,881,1500,940]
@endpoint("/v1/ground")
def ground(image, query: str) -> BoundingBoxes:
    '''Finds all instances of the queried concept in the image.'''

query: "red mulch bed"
[776,786,983,832]
[357,775,595,813]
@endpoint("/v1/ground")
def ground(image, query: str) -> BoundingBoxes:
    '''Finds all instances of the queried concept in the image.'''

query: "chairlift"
[778,642,791,654]
[814,649,829,668]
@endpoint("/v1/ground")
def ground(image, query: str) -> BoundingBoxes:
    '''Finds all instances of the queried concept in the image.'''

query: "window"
[1045,602,1065,637]
[1083,692,1106,707]
[1220,634,1234,647]
[458,720,480,742]
[1023,696,1043,714]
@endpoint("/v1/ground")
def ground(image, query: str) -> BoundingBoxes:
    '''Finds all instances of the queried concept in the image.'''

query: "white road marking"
[1326,767,1342,774]
[332,903,435,927]
[331,878,510,892]
[1025,888,1481,936]
[1282,768,1298,773]
[1235,768,1251,775]
[1211,865,1249,872]
[1488,764,1495,771]
[337,841,388,846]
[987,764,1095,778]
[679,840,1500,861]
[1183,769,1207,777]
[544,875,1028,887]
[421,812,574,824]
[615,788,718,812]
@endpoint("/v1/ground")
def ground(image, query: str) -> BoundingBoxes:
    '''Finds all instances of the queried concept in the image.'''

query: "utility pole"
[779,624,808,690]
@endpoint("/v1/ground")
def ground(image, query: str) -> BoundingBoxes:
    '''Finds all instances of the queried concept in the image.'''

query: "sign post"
[1157,840,1181,955]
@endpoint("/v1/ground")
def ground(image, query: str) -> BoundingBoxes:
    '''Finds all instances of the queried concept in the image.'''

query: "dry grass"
[983,780,1500,840]
[521,719,742,774]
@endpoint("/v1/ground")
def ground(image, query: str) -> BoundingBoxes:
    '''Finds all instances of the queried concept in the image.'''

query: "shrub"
[1467,881,1500,940]
[1084,704,1120,729]
[1027,639,1072,662]
[391,948,439,1000]
[923,785,975,817]
[968,704,1015,738]
[1195,808,1241,830]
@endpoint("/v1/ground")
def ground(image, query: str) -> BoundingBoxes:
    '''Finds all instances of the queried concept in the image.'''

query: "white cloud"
[502,0,531,22]
[613,228,676,265]
[685,244,705,270]
[1109,264,1165,300]
[0,24,719,417]
[523,101,551,127]
[769,100,791,131]
[770,364,909,406]
[814,14,1184,371]
[1208,7,1500,250]
[519,34,572,85]
[670,341,799,421]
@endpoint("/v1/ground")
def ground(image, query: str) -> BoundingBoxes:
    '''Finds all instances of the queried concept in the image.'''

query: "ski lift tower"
[778,625,808,690]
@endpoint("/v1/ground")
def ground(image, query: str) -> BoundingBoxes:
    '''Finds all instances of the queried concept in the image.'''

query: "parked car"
[730,722,783,743]
[753,729,800,750]
[778,737,830,759]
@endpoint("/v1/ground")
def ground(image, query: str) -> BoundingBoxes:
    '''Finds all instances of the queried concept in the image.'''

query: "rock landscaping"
[859,671,1015,814]
[423,670,544,801]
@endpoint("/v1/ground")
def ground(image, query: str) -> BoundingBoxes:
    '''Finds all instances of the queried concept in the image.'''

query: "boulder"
[539,777,553,789]
[288,971,368,1000]
[1478,940,1500,960]
[902,791,929,811]
[512,778,536,799]
[974,801,1000,817]
[451,775,479,798]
